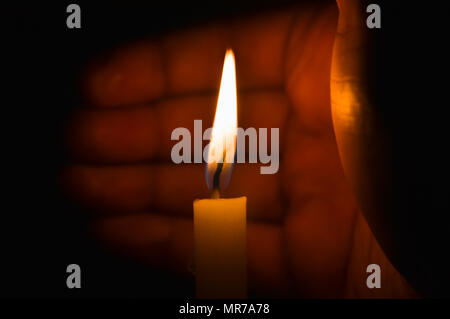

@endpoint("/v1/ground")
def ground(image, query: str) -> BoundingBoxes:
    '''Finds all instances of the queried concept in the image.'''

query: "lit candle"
[193,49,247,299]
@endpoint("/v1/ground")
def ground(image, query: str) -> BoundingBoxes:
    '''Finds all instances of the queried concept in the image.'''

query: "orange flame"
[206,49,238,191]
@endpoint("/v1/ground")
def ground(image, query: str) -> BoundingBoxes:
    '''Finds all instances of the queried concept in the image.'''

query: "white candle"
[194,197,247,298]
[193,49,247,298]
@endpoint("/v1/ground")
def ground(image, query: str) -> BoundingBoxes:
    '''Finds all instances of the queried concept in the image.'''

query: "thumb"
[331,0,450,298]
[331,0,383,204]
[331,0,372,95]
[330,0,403,290]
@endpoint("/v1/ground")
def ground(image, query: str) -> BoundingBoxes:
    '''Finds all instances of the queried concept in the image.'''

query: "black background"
[3,0,449,299]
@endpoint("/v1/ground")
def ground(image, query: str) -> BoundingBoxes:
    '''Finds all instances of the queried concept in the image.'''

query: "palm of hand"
[64,4,415,297]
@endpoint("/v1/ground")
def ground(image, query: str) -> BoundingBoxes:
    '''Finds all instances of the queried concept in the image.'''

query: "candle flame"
[206,49,238,191]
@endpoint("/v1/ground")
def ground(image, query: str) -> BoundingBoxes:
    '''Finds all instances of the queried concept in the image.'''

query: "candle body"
[193,196,247,299]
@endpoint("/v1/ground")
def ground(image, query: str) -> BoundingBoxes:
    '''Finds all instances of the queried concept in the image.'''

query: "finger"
[67,91,289,163]
[94,214,291,295]
[62,163,283,222]
[83,42,166,109]
[84,9,297,107]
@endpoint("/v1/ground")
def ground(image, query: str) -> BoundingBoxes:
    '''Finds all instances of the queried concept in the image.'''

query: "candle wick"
[212,152,225,188]
[212,161,223,187]
[211,150,226,199]
[211,188,220,199]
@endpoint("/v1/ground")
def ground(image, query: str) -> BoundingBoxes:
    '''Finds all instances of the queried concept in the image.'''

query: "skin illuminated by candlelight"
[62,0,418,298]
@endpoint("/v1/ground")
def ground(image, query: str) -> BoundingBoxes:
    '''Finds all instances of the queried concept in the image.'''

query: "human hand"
[62,1,417,298]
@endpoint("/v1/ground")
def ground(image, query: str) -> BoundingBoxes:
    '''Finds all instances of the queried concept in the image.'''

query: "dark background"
[3,0,449,298]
